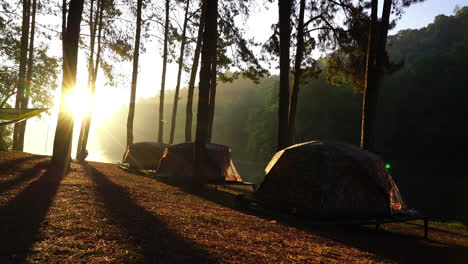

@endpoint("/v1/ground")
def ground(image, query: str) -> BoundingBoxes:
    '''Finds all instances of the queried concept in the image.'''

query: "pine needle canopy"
[0,108,49,126]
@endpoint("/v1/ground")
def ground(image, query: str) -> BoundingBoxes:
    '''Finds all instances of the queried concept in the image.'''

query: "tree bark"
[77,0,98,159]
[169,0,190,144]
[79,0,104,161]
[376,0,392,69]
[51,0,85,176]
[185,1,205,142]
[158,0,170,143]
[12,0,31,151]
[206,39,217,143]
[288,0,305,145]
[360,0,378,151]
[62,0,67,40]
[194,0,217,187]
[277,0,291,151]
[361,0,392,153]
[17,0,37,151]
[126,0,143,148]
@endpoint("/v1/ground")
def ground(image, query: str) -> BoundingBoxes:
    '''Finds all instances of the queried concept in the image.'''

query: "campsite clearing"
[0,151,467,263]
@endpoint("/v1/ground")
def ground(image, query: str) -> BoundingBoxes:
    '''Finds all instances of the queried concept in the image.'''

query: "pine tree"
[158,0,170,143]
[185,1,205,142]
[126,0,143,147]
[194,0,217,186]
[277,0,291,151]
[17,0,37,150]
[169,0,190,144]
[51,0,85,176]
[12,0,31,151]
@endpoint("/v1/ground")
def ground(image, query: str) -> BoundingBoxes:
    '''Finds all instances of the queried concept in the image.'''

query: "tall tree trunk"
[51,0,85,176]
[17,0,37,151]
[288,0,305,145]
[206,39,217,143]
[361,0,392,153]
[169,0,190,144]
[360,0,378,151]
[12,0,31,151]
[158,0,170,143]
[79,0,104,161]
[62,0,67,40]
[126,0,143,148]
[194,0,217,187]
[277,0,291,151]
[185,1,205,142]
[76,0,98,159]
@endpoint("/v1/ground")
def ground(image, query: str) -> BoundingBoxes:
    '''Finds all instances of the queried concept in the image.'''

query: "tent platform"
[118,162,156,175]
[207,181,256,195]
[209,187,430,239]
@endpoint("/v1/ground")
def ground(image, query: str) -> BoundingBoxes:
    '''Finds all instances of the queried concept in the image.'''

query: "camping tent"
[156,142,243,184]
[255,141,406,218]
[121,142,166,170]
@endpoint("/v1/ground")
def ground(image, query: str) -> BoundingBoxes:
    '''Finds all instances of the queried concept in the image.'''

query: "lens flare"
[64,89,92,117]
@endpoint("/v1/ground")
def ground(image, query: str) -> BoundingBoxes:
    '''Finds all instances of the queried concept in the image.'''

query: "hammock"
[0,108,49,126]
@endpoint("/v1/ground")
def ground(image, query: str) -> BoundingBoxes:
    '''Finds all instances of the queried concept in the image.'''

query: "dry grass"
[0,151,467,263]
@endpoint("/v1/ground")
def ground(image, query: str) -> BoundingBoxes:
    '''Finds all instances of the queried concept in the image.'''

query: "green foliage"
[0,125,12,150]
[246,70,362,162]
[0,1,59,143]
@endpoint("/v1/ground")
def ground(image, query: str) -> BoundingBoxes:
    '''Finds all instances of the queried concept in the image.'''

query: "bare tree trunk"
[79,0,104,161]
[158,0,170,143]
[51,0,85,176]
[169,0,190,144]
[194,0,217,187]
[12,0,31,151]
[17,0,37,151]
[185,1,205,142]
[288,0,305,145]
[126,0,143,148]
[62,0,66,39]
[361,0,392,153]
[206,39,217,143]
[77,0,98,159]
[277,0,291,151]
[360,0,378,151]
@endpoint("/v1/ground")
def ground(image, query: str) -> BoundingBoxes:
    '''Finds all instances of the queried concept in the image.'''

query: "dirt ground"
[0,151,467,263]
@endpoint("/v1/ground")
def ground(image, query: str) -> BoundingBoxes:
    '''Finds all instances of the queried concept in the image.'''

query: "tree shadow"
[175,184,468,264]
[0,155,47,174]
[0,165,62,264]
[0,160,49,194]
[86,164,219,264]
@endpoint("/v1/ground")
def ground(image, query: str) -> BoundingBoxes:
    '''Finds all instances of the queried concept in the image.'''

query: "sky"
[21,0,468,163]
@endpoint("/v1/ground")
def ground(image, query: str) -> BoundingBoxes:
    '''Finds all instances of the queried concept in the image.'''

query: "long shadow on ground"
[173,182,468,264]
[87,165,218,264]
[0,155,47,174]
[0,162,61,264]
[0,159,49,194]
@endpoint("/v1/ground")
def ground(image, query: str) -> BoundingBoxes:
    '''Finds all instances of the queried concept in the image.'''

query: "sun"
[65,89,93,118]
[61,84,127,128]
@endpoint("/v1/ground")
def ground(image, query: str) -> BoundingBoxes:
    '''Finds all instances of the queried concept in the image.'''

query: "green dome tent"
[156,142,243,185]
[121,142,167,171]
[255,141,406,218]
